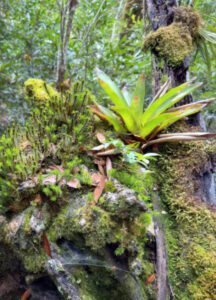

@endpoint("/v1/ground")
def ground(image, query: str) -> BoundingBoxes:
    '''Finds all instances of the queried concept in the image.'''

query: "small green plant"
[0,80,94,210]
[92,138,158,168]
[91,68,215,148]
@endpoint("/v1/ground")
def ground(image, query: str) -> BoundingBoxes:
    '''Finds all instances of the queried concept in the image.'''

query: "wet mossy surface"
[156,123,216,299]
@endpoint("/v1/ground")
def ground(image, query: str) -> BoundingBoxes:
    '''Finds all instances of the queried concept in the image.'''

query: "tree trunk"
[56,0,78,90]
[145,1,216,299]
[146,0,215,203]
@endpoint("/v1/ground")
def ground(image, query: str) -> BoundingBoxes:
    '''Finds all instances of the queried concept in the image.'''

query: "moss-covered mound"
[143,23,193,67]
[173,6,203,37]
[143,6,204,66]
[24,78,59,102]
[157,125,216,299]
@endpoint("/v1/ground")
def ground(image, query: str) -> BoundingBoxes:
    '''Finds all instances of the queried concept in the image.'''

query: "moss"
[156,125,216,299]
[173,6,203,37]
[143,6,204,66]
[104,180,117,193]
[143,23,193,67]
[71,266,140,300]
[24,78,59,102]
[0,81,94,211]
[110,163,153,203]
[48,203,116,251]
[23,207,34,234]
[20,247,47,273]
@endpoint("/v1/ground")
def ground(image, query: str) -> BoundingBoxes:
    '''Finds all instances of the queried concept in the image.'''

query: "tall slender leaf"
[95,68,127,107]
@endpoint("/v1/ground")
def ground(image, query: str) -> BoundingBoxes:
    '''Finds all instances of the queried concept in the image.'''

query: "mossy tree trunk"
[145,1,216,299]
[146,0,215,204]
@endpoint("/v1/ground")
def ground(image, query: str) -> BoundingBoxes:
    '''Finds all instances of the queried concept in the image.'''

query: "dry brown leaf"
[43,233,52,257]
[42,175,57,185]
[49,165,64,172]
[21,288,32,300]
[34,194,43,205]
[98,164,105,175]
[96,149,117,156]
[66,178,81,188]
[93,159,106,166]
[91,172,102,186]
[106,157,112,177]
[96,132,106,143]
[145,274,156,285]
[93,175,106,203]
[72,166,80,174]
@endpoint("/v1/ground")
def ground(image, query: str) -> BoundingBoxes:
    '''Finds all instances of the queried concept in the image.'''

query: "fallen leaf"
[79,146,86,152]
[34,194,43,205]
[49,165,64,172]
[98,164,105,175]
[92,144,106,151]
[21,288,32,300]
[43,233,52,257]
[96,149,118,156]
[72,166,80,174]
[91,172,102,186]
[42,175,57,185]
[145,274,156,285]
[66,178,81,188]
[96,132,106,143]
[93,159,106,166]
[93,175,106,203]
[106,157,112,177]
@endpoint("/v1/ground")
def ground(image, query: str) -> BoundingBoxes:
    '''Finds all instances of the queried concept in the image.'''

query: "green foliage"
[0,80,94,211]
[93,138,158,168]
[110,164,154,204]
[0,0,59,129]
[92,69,215,147]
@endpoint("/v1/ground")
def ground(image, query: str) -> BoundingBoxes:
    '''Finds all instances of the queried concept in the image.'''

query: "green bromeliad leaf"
[90,104,125,133]
[93,69,216,148]
[111,106,137,133]
[95,68,127,107]
[141,81,202,125]
[131,73,146,115]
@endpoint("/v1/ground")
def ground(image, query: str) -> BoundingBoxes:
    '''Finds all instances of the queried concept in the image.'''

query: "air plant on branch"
[91,68,216,149]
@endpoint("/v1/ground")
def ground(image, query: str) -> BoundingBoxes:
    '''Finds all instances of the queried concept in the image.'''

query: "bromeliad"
[91,68,216,149]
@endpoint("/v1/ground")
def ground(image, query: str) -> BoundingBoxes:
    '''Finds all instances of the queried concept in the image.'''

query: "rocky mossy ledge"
[0,176,156,300]
[0,79,156,300]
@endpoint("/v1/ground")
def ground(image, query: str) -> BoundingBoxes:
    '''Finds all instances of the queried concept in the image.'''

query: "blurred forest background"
[0,0,215,131]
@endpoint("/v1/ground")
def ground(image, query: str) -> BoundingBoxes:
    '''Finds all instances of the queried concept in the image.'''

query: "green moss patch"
[157,135,216,299]
[143,23,193,67]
